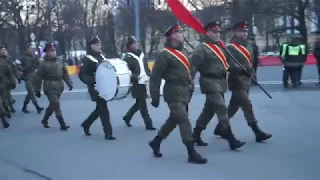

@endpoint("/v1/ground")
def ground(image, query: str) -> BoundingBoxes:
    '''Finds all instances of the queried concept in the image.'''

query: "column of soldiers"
[1,21,273,165]
[0,42,72,130]
[0,45,17,128]
[149,20,272,164]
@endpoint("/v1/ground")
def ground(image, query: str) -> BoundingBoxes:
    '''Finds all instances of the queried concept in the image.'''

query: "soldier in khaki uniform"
[190,21,245,150]
[148,24,207,164]
[4,53,19,114]
[215,21,272,142]
[16,44,44,113]
[33,43,73,130]
[0,45,16,128]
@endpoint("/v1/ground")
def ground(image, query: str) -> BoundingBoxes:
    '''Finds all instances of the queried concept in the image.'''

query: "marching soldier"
[215,21,272,142]
[33,42,73,130]
[122,36,156,130]
[148,24,207,164]
[79,36,116,140]
[15,44,44,113]
[0,45,16,128]
[190,21,245,150]
[0,46,17,118]
[4,52,19,114]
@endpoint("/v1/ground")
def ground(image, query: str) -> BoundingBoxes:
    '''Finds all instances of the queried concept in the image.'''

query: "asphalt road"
[1,65,320,179]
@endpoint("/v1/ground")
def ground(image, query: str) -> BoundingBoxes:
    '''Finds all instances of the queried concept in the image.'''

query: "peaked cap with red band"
[44,42,55,52]
[204,20,221,32]
[233,21,249,31]
[163,23,181,37]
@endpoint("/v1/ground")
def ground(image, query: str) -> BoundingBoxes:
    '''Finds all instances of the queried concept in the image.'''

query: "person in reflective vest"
[122,36,156,130]
[280,36,307,88]
[313,31,320,83]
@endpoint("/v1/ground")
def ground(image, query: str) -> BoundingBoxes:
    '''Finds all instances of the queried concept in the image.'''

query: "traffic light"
[104,0,108,4]
[127,0,130,6]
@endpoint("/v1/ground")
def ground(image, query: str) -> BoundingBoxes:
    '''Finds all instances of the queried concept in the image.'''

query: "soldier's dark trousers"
[123,97,153,127]
[227,90,272,142]
[5,89,15,113]
[150,102,207,164]
[282,67,298,87]
[228,90,257,124]
[42,93,69,130]
[82,97,113,136]
[195,93,229,130]
[22,80,42,113]
[157,102,193,143]
[0,92,9,128]
[316,57,320,82]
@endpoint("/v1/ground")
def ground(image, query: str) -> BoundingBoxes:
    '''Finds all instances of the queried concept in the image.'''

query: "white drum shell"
[95,59,131,101]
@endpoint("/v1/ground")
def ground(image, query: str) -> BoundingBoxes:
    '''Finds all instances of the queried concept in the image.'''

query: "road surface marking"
[11,79,318,96]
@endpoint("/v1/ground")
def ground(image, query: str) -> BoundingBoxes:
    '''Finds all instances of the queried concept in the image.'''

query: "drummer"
[122,36,156,130]
[79,36,116,140]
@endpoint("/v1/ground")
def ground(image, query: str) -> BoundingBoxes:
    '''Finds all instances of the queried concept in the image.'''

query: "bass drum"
[95,58,131,101]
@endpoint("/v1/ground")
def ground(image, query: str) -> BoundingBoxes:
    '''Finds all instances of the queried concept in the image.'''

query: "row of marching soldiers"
[147,20,273,164]
[0,44,44,128]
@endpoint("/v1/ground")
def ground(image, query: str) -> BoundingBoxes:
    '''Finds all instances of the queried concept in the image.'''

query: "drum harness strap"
[85,54,108,99]
[86,54,108,63]
[126,52,148,84]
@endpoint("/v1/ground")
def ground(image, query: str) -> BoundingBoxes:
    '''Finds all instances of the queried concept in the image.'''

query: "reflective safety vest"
[281,44,306,57]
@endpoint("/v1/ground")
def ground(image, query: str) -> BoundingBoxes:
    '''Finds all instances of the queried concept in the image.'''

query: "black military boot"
[213,123,223,138]
[56,116,70,131]
[221,126,246,150]
[185,141,207,164]
[22,98,30,113]
[248,122,272,142]
[1,116,10,128]
[192,126,208,146]
[22,107,30,113]
[149,136,163,158]
[41,109,52,128]
[145,121,156,131]
[81,122,91,136]
[36,106,44,114]
[122,116,132,127]
[104,127,116,140]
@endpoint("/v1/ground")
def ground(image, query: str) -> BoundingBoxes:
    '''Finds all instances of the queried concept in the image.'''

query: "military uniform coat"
[78,50,106,102]
[123,50,150,99]
[16,53,39,81]
[190,38,229,94]
[149,42,192,105]
[227,36,254,91]
[0,56,16,91]
[33,56,73,95]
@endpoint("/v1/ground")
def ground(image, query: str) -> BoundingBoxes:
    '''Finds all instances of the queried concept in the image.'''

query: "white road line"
[11,79,319,96]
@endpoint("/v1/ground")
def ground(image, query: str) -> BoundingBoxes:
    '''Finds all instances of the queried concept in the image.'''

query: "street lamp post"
[133,0,140,42]
[47,0,53,42]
